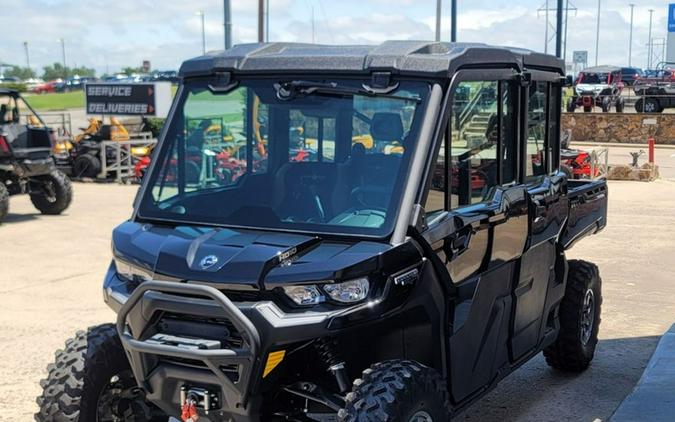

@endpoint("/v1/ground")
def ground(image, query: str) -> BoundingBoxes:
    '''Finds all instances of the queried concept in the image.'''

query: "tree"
[5,66,36,80]
[121,66,143,76]
[42,63,95,80]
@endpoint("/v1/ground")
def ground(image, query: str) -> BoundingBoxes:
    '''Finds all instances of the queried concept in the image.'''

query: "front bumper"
[103,271,382,421]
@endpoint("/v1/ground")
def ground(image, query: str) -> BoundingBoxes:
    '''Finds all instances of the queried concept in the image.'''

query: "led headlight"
[323,278,369,303]
[282,285,324,306]
[114,258,153,283]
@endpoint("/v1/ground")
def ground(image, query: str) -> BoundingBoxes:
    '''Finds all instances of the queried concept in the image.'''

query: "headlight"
[114,258,153,283]
[323,278,369,303]
[282,285,324,306]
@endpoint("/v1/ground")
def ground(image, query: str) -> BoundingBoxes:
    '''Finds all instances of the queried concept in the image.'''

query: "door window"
[525,81,549,182]
[426,80,518,212]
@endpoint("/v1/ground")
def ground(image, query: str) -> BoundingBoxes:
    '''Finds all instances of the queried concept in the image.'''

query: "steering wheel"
[350,186,388,212]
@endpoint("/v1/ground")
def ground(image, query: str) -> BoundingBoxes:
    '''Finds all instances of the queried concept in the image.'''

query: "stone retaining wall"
[561,113,675,144]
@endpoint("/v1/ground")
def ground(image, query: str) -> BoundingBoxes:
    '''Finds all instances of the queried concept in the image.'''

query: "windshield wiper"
[274,80,421,103]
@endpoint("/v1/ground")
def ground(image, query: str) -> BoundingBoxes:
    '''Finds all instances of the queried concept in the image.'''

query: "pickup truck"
[36,41,608,422]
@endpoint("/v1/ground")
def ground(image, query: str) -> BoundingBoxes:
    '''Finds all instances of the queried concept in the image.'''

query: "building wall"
[561,113,675,144]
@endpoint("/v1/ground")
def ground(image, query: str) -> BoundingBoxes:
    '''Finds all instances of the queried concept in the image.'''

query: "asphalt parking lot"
[2,180,675,421]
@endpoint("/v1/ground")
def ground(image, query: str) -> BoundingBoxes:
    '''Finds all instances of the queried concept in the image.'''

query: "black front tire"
[30,170,72,215]
[566,98,576,113]
[544,259,602,372]
[73,153,101,178]
[35,324,164,422]
[339,360,452,422]
[615,97,625,113]
[0,182,8,222]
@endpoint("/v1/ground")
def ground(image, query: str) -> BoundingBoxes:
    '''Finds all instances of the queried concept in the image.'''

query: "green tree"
[42,63,96,80]
[5,66,36,80]
[121,66,143,76]
[42,63,68,80]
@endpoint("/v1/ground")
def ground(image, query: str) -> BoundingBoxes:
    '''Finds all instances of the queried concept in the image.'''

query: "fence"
[97,138,157,183]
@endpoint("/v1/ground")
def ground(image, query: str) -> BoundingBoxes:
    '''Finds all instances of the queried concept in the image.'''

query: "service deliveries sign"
[85,82,172,117]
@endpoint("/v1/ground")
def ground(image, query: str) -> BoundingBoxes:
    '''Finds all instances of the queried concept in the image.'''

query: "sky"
[0,0,672,76]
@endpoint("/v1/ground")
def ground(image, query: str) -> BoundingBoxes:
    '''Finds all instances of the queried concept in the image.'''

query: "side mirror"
[563,75,574,87]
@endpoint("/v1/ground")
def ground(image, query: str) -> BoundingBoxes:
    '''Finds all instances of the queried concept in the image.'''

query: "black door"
[510,77,569,360]
[421,73,528,402]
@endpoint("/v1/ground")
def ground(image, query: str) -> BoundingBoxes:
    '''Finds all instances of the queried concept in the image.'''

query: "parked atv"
[567,65,625,113]
[0,89,72,222]
[37,42,607,422]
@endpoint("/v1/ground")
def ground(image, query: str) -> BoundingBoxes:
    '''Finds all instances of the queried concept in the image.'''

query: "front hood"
[112,221,414,290]
[576,83,609,94]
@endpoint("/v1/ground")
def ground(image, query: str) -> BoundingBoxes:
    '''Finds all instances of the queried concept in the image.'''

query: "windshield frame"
[133,74,436,241]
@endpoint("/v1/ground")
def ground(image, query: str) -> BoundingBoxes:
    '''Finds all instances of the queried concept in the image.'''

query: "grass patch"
[24,91,85,111]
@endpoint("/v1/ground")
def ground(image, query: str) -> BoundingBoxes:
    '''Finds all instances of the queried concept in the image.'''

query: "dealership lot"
[1,180,675,420]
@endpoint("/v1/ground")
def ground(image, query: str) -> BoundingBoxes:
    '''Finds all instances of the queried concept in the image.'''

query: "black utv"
[0,89,72,222]
[36,41,608,422]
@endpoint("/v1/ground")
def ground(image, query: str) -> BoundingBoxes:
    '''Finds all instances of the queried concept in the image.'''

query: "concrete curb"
[611,324,675,422]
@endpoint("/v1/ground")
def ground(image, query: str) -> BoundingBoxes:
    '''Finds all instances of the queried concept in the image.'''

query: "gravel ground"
[1,180,675,421]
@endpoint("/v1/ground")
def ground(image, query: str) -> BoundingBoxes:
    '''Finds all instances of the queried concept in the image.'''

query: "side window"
[525,81,548,182]
[450,81,499,206]
[425,79,518,212]
[548,84,560,172]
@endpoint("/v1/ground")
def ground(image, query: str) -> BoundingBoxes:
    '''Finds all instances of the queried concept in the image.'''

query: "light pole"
[223,0,232,49]
[23,41,30,70]
[435,0,442,42]
[59,38,66,78]
[594,0,601,66]
[450,0,457,42]
[648,9,654,69]
[628,4,635,67]
[196,11,206,54]
[265,0,270,42]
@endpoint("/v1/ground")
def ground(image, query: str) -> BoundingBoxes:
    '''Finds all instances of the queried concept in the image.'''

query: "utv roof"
[580,65,621,73]
[0,88,19,95]
[179,41,564,79]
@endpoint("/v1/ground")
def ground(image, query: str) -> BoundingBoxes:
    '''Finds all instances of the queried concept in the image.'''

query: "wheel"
[635,98,644,112]
[338,360,452,422]
[643,98,661,113]
[583,106,592,113]
[566,98,576,113]
[35,324,166,421]
[601,98,611,113]
[73,153,101,178]
[544,259,602,372]
[29,170,73,215]
[615,97,625,113]
[0,182,8,222]
[560,163,574,179]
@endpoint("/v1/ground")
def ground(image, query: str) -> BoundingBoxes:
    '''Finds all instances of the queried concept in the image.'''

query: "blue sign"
[669,4,675,32]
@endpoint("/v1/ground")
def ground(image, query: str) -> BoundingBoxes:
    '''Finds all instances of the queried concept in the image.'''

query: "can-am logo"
[199,255,219,269]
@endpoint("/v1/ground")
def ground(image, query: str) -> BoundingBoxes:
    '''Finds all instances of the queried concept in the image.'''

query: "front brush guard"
[115,281,262,412]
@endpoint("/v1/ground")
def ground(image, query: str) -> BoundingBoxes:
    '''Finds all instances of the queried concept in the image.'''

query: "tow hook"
[180,386,219,421]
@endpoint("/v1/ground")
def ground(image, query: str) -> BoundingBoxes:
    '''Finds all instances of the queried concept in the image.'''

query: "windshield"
[578,73,609,85]
[138,78,429,237]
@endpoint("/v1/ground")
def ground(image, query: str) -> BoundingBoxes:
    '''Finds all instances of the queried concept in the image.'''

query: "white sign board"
[572,50,588,65]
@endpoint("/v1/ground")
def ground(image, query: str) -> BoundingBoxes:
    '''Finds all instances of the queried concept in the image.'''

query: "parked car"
[153,70,180,83]
[0,76,21,84]
[567,65,624,112]
[36,41,608,422]
[620,67,643,86]
[62,76,98,91]
[31,80,60,94]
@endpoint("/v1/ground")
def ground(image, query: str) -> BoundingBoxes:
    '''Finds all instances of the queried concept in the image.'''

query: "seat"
[370,112,404,153]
